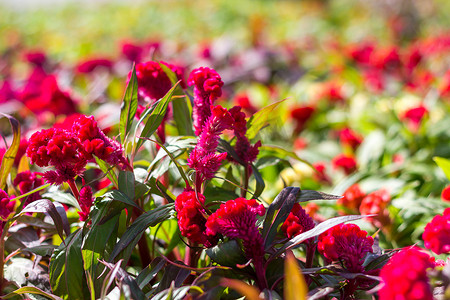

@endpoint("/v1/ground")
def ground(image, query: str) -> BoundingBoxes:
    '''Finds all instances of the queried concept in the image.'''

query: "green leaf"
[120,64,138,143]
[135,82,179,152]
[0,113,20,190]
[258,145,312,167]
[251,164,265,198]
[43,189,80,210]
[246,99,285,140]
[2,286,63,300]
[118,171,136,201]
[262,187,300,250]
[136,257,166,289]
[49,230,90,300]
[109,204,175,262]
[434,157,450,181]
[22,245,57,256]
[206,240,247,268]
[103,190,140,210]
[154,262,190,294]
[95,156,118,188]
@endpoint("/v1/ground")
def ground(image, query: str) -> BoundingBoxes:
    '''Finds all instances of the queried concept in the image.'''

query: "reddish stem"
[67,179,80,201]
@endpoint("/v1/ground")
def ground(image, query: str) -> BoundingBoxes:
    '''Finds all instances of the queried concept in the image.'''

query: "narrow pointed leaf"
[136,257,166,289]
[221,279,261,300]
[95,156,118,187]
[109,204,174,262]
[0,113,20,190]
[251,164,265,198]
[118,171,136,201]
[103,190,140,210]
[120,64,138,142]
[1,286,63,300]
[246,99,285,140]
[297,190,342,202]
[434,156,450,181]
[284,251,308,300]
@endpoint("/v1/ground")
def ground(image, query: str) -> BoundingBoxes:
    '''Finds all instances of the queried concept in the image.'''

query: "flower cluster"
[134,61,172,101]
[188,67,224,135]
[401,104,428,132]
[359,189,391,227]
[318,223,374,273]
[27,115,126,185]
[339,128,363,151]
[13,171,44,205]
[290,105,315,134]
[379,247,434,300]
[332,153,357,175]
[187,105,234,184]
[337,184,365,212]
[0,189,16,234]
[206,198,265,259]
[77,186,94,222]
[422,208,450,255]
[281,203,315,239]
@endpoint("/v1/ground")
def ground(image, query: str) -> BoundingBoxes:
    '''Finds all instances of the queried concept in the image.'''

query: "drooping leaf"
[135,82,179,152]
[434,157,450,181]
[262,187,300,250]
[297,190,342,202]
[1,286,63,300]
[109,204,174,262]
[206,240,248,268]
[246,99,285,141]
[273,215,368,257]
[120,64,138,142]
[284,251,308,300]
[0,113,20,190]
[49,230,90,300]
[221,278,262,300]
[118,170,136,201]
[20,199,70,241]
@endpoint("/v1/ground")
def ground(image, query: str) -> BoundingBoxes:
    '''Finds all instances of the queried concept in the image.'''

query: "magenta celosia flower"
[26,128,87,185]
[121,42,143,63]
[359,189,390,227]
[312,162,331,184]
[0,189,16,234]
[188,67,224,135]
[78,186,94,222]
[175,190,215,246]
[281,203,315,239]
[188,105,234,184]
[442,185,450,202]
[339,128,363,151]
[422,208,450,255]
[13,171,44,205]
[318,223,373,272]
[72,115,126,168]
[290,105,315,134]
[228,106,261,164]
[401,104,428,132]
[0,80,17,104]
[134,61,184,101]
[337,184,365,212]
[379,247,434,300]
[76,58,113,74]
[332,154,357,175]
[206,198,265,259]
[24,51,47,67]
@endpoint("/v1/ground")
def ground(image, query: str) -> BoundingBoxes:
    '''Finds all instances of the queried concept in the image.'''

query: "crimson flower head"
[422,208,450,255]
[13,171,44,205]
[134,61,171,101]
[175,190,215,246]
[319,82,345,104]
[206,198,265,259]
[332,154,357,175]
[359,189,390,227]
[76,58,113,74]
[281,203,315,239]
[318,223,374,272]
[339,128,363,151]
[121,42,143,63]
[338,184,365,211]
[312,162,331,184]
[401,104,428,132]
[0,189,15,221]
[188,67,224,135]
[72,115,126,168]
[78,186,94,222]
[290,105,315,134]
[371,46,401,72]
[188,105,234,184]
[379,247,434,300]
[27,128,87,184]
[228,106,261,164]
[23,51,47,67]
[442,185,450,202]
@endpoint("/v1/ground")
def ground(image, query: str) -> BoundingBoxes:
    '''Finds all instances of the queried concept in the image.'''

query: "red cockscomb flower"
[13,171,44,205]
[338,184,365,212]
[76,58,113,74]
[339,128,363,151]
[312,162,332,184]
[290,105,315,134]
[359,189,391,227]
[442,186,450,202]
[332,154,357,175]
[401,104,428,132]
[77,186,94,222]
[188,105,234,184]
[0,189,16,234]
[134,61,174,101]
[188,67,224,135]
[281,203,315,239]
[379,247,434,300]
[318,223,373,272]
[206,198,265,259]
[422,208,450,255]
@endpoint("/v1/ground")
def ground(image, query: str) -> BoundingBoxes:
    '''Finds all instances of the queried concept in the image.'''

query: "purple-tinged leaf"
[20,199,69,241]
[1,286,63,300]
[297,190,342,202]
[308,287,334,300]
[273,215,369,257]
[120,64,138,143]
[136,257,166,289]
